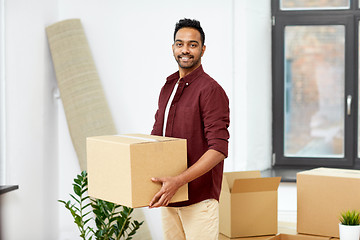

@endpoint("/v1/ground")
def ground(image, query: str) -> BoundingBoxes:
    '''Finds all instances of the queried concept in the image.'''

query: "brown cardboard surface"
[219,233,331,240]
[218,233,275,240]
[220,190,232,236]
[224,171,261,191]
[233,177,281,193]
[268,234,331,240]
[297,167,360,238]
[299,167,360,178]
[219,171,281,238]
[87,134,188,208]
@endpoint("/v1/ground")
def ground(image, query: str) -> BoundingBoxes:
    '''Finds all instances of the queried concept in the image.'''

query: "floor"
[278,210,297,233]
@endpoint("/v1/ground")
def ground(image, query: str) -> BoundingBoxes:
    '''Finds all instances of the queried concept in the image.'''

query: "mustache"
[178,54,193,58]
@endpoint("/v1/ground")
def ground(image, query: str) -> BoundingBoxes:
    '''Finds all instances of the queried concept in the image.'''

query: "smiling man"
[150,18,230,240]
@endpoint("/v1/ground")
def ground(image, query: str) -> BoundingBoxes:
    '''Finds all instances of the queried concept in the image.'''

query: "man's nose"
[181,46,190,54]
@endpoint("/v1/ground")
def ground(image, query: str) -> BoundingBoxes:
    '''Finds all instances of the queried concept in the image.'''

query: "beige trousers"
[161,199,219,240]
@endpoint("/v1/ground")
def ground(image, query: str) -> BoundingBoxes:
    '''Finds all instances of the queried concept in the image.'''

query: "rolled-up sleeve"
[201,83,230,157]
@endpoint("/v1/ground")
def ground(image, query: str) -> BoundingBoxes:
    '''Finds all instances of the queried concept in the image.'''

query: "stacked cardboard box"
[87,134,188,208]
[219,171,281,238]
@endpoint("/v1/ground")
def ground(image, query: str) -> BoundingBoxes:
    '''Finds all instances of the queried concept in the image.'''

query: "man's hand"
[149,150,225,208]
[149,176,183,208]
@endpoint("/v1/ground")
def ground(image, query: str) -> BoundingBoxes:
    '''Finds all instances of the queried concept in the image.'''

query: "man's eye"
[190,44,197,48]
[176,43,183,47]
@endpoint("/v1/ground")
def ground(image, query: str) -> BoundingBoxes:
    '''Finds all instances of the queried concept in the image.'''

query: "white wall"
[0,0,59,239]
[233,0,272,171]
[0,0,275,239]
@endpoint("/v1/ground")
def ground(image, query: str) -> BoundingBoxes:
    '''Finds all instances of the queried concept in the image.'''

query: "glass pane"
[284,25,345,158]
[281,0,349,10]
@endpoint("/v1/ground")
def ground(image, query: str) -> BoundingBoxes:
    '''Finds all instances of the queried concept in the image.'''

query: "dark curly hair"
[174,18,205,46]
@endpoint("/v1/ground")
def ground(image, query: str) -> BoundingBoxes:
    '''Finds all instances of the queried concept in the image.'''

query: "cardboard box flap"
[223,171,261,191]
[298,167,360,179]
[88,134,182,145]
[132,134,182,142]
[120,134,182,143]
[232,177,281,193]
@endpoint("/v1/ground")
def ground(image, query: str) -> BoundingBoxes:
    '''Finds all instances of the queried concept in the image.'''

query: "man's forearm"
[175,149,225,187]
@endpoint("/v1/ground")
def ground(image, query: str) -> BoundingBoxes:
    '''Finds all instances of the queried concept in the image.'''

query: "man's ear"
[201,45,206,57]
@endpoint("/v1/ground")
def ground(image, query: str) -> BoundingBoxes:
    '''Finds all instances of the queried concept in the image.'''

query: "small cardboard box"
[297,167,360,238]
[219,171,281,238]
[87,134,188,208]
[267,234,331,240]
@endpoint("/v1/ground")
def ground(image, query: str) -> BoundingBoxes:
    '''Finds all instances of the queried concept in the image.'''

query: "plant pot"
[339,223,360,240]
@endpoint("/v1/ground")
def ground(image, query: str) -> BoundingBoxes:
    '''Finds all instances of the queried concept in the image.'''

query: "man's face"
[172,27,206,72]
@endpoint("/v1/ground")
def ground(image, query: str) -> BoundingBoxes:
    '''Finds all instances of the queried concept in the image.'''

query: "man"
[149,18,230,240]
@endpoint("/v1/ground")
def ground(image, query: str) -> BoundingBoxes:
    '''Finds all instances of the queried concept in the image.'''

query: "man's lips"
[179,55,193,61]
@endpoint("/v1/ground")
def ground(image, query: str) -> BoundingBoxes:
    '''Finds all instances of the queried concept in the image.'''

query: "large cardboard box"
[297,167,360,238]
[219,171,281,238]
[87,134,188,208]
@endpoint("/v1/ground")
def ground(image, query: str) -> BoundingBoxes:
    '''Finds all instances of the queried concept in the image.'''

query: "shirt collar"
[166,65,204,85]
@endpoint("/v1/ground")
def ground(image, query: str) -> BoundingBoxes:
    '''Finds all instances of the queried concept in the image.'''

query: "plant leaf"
[74,178,82,185]
[73,184,82,197]
[70,194,81,204]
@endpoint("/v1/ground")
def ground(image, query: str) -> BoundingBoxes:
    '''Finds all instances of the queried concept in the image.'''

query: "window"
[281,0,350,10]
[272,0,360,167]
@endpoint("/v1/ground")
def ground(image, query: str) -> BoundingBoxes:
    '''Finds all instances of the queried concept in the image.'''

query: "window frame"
[0,0,6,184]
[272,0,360,168]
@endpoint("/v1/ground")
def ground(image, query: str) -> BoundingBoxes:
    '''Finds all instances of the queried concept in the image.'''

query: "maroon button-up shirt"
[151,65,230,207]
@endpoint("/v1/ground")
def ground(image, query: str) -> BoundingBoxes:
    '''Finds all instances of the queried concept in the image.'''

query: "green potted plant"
[339,210,360,240]
[59,171,143,240]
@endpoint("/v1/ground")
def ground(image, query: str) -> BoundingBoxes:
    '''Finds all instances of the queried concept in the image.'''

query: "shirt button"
[186,83,189,86]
